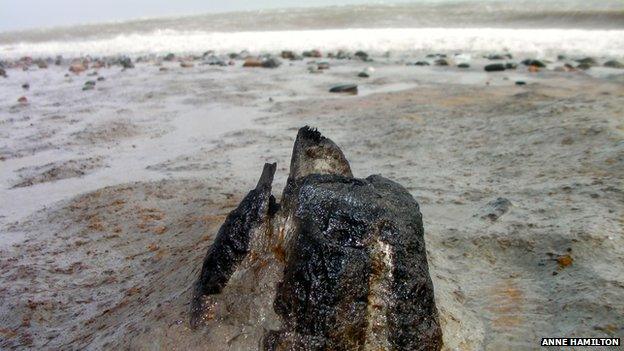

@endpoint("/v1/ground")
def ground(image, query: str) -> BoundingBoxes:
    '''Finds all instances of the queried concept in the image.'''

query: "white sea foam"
[1,28,623,59]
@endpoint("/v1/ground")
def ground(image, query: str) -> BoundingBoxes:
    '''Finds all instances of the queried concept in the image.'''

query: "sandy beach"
[1,52,623,350]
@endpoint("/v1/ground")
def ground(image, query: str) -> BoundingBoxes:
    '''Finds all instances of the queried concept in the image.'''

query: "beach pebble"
[35,60,48,69]
[261,57,281,68]
[476,197,512,221]
[486,53,512,60]
[69,62,87,74]
[329,84,358,94]
[358,71,369,78]
[22,83,30,90]
[0,68,6,78]
[281,51,296,60]
[435,58,449,66]
[604,60,624,68]
[521,59,546,68]
[243,58,263,67]
[164,53,175,61]
[119,57,134,69]
[18,96,28,104]
[484,63,506,72]
[82,85,95,91]
[515,81,526,86]
[97,76,105,81]
[354,50,369,61]
[414,61,430,66]
[302,49,322,58]
[180,62,194,68]
[317,62,330,70]
[576,57,597,66]
[458,63,470,68]
[84,80,96,87]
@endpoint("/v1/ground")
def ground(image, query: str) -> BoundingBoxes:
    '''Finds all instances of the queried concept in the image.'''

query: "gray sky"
[0,0,401,31]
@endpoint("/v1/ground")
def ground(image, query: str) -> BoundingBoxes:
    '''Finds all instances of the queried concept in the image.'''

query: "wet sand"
[1,56,623,350]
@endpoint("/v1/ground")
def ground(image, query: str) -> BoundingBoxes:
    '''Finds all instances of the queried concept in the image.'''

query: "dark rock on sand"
[191,127,442,350]
[458,63,470,68]
[18,96,28,104]
[604,60,624,69]
[243,57,281,68]
[164,53,175,61]
[522,59,546,68]
[281,51,296,60]
[262,57,281,68]
[435,58,449,66]
[358,71,370,78]
[180,62,194,68]
[477,197,512,221]
[515,81,526,86]
[84,80,96,87]
[0,68,6,78]
[576,57,597,66]
[119,57,134,69]
[317,62,330,70]
[414,61,430,66]
[486,53,512,60]
[22,83,30,90]
[354,50,369,61]
[303,49,322,58]
[329,84,358,94]
[97,76,105,81]
[484,63,506,72]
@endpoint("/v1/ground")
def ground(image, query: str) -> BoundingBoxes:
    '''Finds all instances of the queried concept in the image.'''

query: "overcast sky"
[0,0,406,32]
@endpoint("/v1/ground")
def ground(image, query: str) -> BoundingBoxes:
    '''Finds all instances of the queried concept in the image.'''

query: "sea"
[1,0,623,59]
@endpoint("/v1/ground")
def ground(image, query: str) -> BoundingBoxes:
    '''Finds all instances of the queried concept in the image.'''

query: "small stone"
[302,49,322,58]
[82,85,94,91]
[435,58,449,66]
[477,197,512,221]
[414,61,430,66]
[556,254,573,268]
[317,62,330,70]
[576,57,596,66]
[261,57,281,68]
[69,62,87,74]
[457,63,470,68]
[180,62,194,68]
[84,80,96,87]
[22,83,30,90]
[357,71,369,78]
[484,63,506,72]
[97,76,105,81]
[119,57,134,69]
[0,68,6,78]
[281,51,295,60]
[329,84,358,94]
[354,50,369,61]
[515,81,526,86]
[604,60,624,69]
[164,53,175,61]
[243,58,263,67]
[18,96,28,104]
[521,59,546,68]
